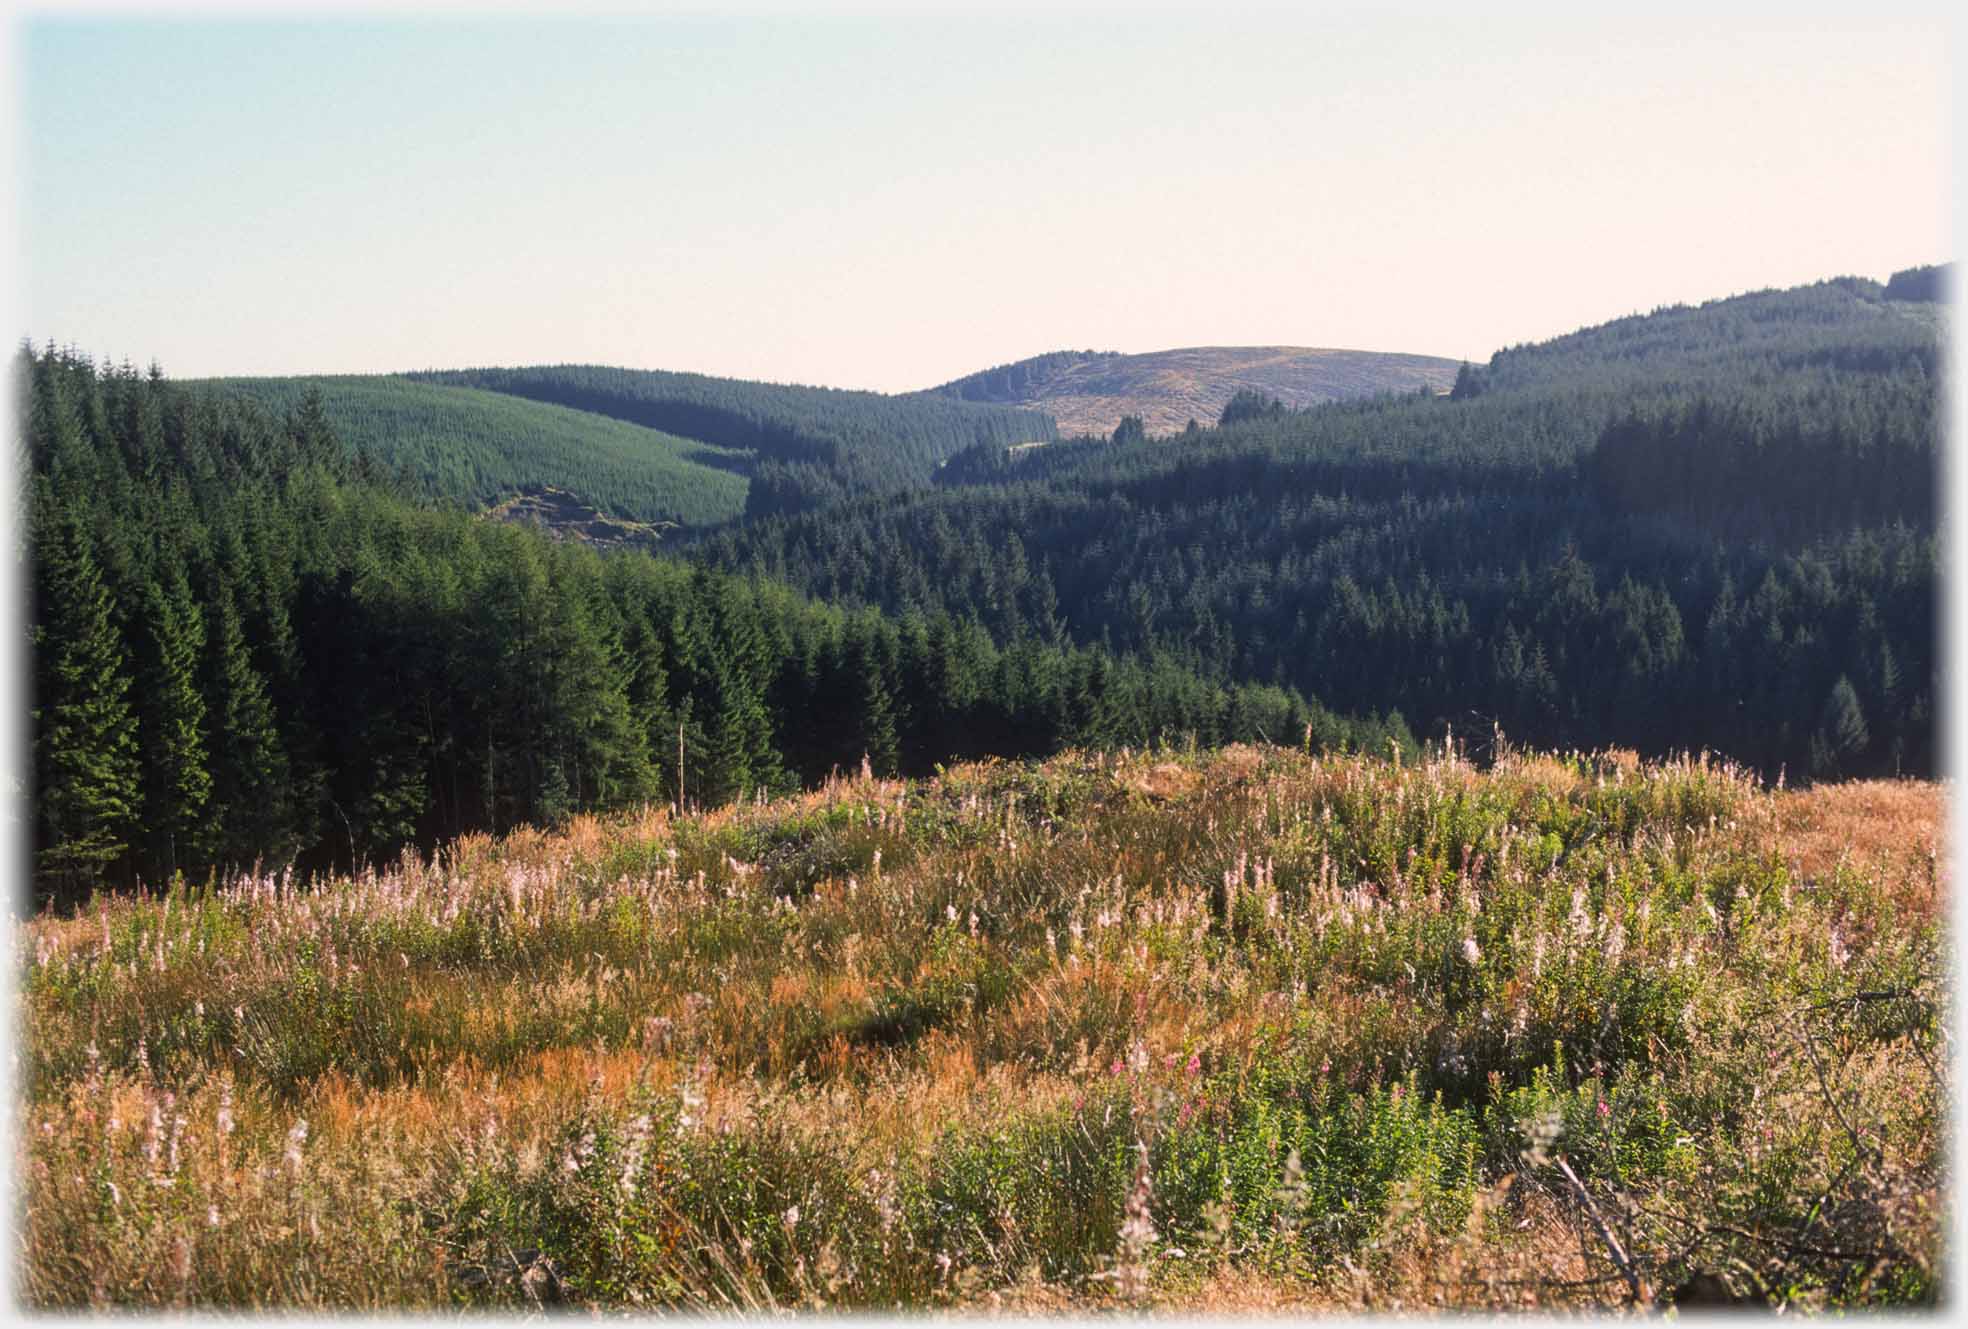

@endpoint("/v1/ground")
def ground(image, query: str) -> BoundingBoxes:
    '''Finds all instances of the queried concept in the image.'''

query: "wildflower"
[782,1203,801,1231]
[284,1118,309,1174]
[207,1204,221,1229]
[1274,1147,1308,1232]
[1462,936,1482,966]
[1186,1052,1202,1076]
[619,1115,652,1196]
[1597,1098,1611,1120]
[216,1085,235,1139]
[1114,1141,1157,1300]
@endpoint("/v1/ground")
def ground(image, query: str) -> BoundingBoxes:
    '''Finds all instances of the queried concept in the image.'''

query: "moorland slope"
[926,345,1464,437]
[16,743,1942,1311]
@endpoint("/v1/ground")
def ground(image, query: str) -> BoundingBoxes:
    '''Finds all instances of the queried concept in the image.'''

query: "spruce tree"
[31,502,141,897]
[1811,675,1870,780]
[134,563,212,880]
[204,583,294,868]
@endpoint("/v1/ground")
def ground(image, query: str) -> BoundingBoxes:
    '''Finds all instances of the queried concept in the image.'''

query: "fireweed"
[14,744,1944,1310]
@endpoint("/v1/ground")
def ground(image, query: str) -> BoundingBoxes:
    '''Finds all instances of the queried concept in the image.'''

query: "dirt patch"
[484,485,673,552]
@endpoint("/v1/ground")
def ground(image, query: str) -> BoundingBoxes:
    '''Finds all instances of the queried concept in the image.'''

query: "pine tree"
[31,501,141,897]
[702,666,759,805]
[134,562,212,880]
[1811,675,1870,780]
[847,629,900,777]
[204,583,294,868]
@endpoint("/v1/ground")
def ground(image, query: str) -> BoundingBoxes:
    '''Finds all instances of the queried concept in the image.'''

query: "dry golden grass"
[14,744,1946,1311]
[1758,778,1943,896]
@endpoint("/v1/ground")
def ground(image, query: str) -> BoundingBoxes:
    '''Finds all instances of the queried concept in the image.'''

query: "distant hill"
[199,373,750,530]
[412,364,1056,519]
[924,346,1464,438]
[703,270,1943,784]
[1884,261,1952,303]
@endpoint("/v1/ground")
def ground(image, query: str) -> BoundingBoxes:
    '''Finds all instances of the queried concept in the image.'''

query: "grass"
[13,742,1946,1311]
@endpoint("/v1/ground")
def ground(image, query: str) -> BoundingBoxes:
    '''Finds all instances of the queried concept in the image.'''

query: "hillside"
[926,346,1464,438]
[17,744,1942,1310]
[411,364,1057,519]
[24,345,1405,905]
[200,374,750,529]
[702,271,1943,783]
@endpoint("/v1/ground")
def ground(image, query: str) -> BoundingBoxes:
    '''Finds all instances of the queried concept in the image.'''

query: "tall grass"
[14,743,1945,1309]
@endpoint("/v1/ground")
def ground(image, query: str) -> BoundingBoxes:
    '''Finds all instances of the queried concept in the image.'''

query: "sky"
[12,8,1956,392]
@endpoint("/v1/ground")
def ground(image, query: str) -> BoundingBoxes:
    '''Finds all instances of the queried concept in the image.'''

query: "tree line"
[22,345,1403,909]
[692,272,1943,783]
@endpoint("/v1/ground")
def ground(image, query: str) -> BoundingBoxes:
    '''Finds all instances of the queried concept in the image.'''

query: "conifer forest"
[15,265,1950,1311]
[24,270,1943,907]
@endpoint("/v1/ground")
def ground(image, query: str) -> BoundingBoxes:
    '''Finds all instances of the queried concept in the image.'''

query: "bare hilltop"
[926,345,1464,438]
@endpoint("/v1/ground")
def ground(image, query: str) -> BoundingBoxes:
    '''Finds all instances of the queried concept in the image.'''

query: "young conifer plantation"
[13,268,1947,1312]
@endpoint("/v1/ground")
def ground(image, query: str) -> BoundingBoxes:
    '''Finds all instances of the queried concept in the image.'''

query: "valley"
[19,263,1949,1313]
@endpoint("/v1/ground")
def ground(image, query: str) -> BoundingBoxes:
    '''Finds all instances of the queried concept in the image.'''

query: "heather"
[15,743,1944,1310]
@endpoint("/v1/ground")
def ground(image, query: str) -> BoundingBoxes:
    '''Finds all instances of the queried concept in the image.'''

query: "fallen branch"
[1553,1155,1650,1307]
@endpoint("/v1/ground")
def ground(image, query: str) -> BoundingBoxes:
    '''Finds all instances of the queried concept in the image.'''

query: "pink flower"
[1597,1098,1611,1120]
[1186,1053,1202,1076]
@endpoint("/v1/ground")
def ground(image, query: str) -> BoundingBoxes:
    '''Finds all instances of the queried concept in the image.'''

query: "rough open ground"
[14,744,1945,1311]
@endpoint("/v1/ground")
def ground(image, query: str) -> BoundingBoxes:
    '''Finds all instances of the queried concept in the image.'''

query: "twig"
[1789,1014,1875,1171]
[1693,1219,1893,1266]
[1552,1155,1650,1306]
[1801,987,1929,1014]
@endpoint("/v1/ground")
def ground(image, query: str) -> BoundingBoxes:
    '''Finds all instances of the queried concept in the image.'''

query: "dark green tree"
[133,562,212,879]
[204,584,295,868]
[31,501,141,896]
[1811,675,1870,779]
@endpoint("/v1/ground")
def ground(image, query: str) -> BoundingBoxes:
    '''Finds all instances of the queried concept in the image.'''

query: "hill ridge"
[925,344,1463,438]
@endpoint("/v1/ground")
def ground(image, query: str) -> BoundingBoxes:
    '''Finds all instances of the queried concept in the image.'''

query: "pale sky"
[13,8,1954,392]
